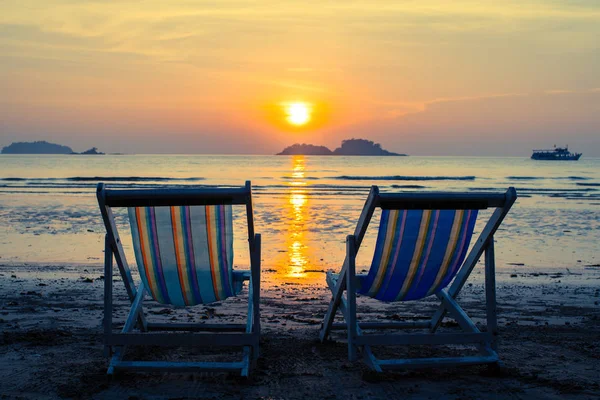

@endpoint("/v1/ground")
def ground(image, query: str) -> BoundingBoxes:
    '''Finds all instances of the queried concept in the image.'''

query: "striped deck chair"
[320,186,517,371]
[97,181,260,376]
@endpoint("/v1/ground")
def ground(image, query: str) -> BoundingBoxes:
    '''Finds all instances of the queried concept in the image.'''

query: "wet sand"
[0,263,599,399]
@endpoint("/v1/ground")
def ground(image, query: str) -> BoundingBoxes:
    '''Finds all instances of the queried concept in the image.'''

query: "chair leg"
[320,271,344,342]
[346,235,358,361]
[485,240,498,352]
[252,234,261,360]
[247,279,259,362]
[240,254,261,376]
[241,348,250,377]
[324,272,383,371]
[321,186,377,342]
[103,235,113,357]
[107,347,125,375]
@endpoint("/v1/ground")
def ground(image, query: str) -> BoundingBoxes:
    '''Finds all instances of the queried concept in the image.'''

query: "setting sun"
[284,102,312,126]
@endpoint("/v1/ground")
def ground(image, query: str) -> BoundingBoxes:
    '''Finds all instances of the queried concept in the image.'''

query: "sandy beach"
[1,262,598,399]
[1,156,598,399]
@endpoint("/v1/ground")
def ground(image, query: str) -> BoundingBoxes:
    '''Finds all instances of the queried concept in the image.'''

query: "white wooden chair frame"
[97,181,261,376]
[320,186,517,371]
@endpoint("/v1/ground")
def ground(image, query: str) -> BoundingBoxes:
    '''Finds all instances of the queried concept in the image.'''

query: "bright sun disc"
[285,102,311,126]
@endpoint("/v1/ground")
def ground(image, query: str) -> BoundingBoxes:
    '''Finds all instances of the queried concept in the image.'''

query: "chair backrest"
[355,188,514,302]
[97,181,255,307]
[128,204,235,306]
[358,209,478,301]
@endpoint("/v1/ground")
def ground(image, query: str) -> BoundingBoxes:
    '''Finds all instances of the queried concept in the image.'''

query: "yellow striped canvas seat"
[128,204,243,306]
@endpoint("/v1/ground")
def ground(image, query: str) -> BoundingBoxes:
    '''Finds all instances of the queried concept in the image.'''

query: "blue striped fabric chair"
[97,181,260,376]
[320,186,517,371]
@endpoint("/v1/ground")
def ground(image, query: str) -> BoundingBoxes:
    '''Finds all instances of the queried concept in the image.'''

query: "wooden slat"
[107,333,257,347]
[242,274,254,375]
[245,200,258,377]
[353,186,380,247]
[234,270,252,278]
[346,235,358,361]
[107,348,125,375]
[436,290,480,333]
[331,321,431,330]
[245,181,255,244]
[246,274,254,336]
[113,360,246,373]
[377,354,499,370]
[122,283,146,333]
[361,350,382,372]
[485,240,498,351]
[103,235,113,357]
[355,332,491,346]
[378,191,510,210]
[102,186,250,207]
[146,323,247,332]
[240,349,250,377]
[251,233,261,338]
[97,184,138,303]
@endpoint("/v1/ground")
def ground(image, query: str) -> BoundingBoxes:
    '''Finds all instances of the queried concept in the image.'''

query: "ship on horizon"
[531,145,582,161]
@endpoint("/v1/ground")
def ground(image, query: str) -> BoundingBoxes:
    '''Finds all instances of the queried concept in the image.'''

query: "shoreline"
[0,262,599,399]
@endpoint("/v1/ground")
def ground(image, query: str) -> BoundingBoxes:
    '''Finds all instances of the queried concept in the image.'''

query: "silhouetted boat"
[531,145,581,161]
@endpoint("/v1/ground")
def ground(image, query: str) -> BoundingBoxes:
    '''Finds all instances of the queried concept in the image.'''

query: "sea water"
[1,155,598,282]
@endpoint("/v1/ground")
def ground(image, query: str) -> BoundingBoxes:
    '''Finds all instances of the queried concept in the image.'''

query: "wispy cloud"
[377,88,600,119]
[1,1,599,154]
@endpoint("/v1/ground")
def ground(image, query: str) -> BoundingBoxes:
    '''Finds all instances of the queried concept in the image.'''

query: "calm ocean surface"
[1,155,599,280]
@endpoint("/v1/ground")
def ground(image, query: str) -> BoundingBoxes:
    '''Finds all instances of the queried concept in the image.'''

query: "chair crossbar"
[107,348,126,375]
[331,321,431,330]
[377,354,499,370]
[122,284,146,333]
[362,351,383,372]
[241,349,250,377]
[112,360,247,373]
[355,332,492,346]
[377,192,508,210]
[102,187,250,207]
[436,290,480,333]
[146,323,247,332]
[106,333,258,347]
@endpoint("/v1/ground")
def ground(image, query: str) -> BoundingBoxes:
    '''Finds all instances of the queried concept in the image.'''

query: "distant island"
[75,147,105,155]
[278,143,333,155]
[1,141,104,155]
[277,138,406,156]
[1,141,73,154]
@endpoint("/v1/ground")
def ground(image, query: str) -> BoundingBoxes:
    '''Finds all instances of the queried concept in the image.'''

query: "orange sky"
[1,1,599,155]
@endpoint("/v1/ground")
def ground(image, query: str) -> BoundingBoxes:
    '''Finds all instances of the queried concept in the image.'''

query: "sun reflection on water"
[285,156,311,279]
